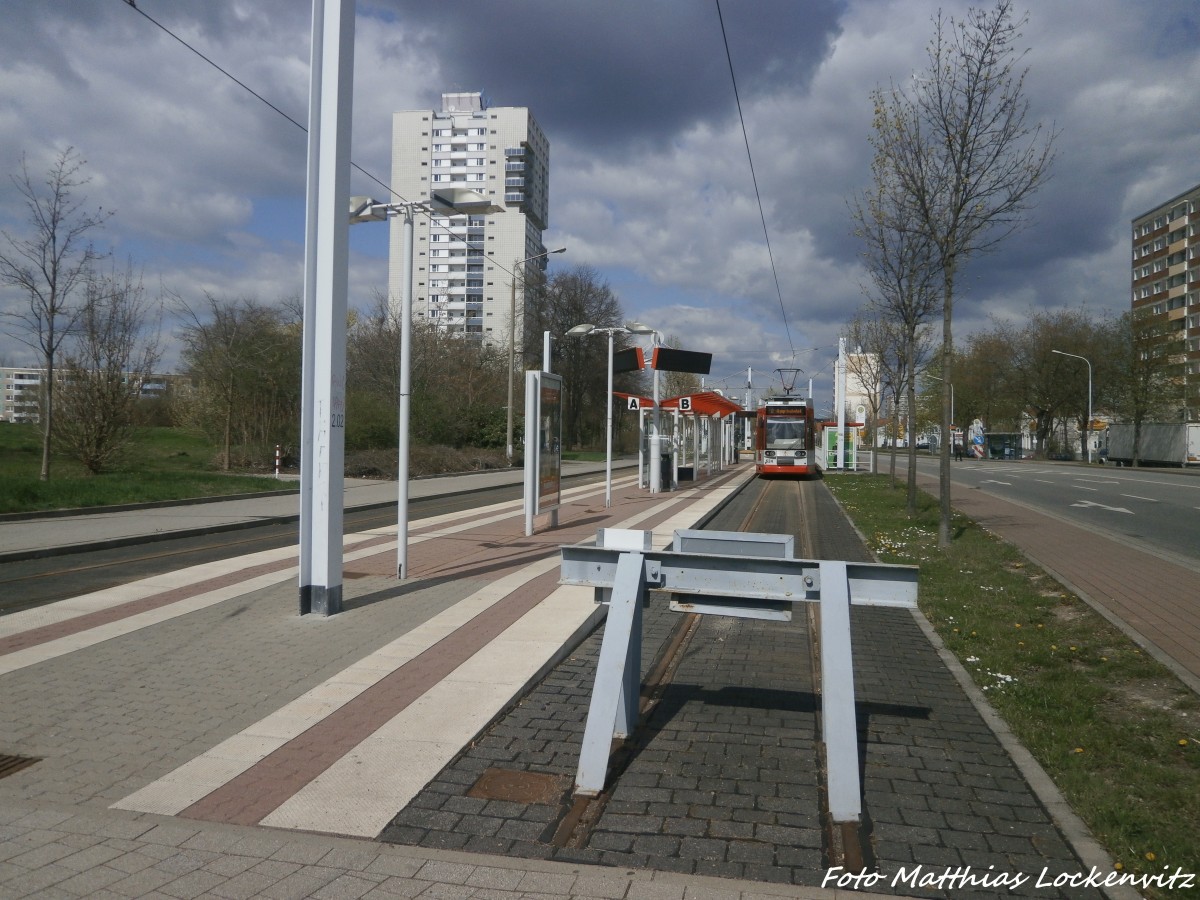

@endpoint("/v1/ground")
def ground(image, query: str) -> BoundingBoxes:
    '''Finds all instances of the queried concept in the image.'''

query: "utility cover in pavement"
[467,768,568,805]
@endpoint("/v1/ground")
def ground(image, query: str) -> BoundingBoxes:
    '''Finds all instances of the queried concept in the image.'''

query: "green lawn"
[0,424,292,514]
[824,474,1199,893]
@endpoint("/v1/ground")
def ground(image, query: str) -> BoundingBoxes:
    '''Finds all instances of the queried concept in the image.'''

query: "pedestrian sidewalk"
[915,471,1200,694]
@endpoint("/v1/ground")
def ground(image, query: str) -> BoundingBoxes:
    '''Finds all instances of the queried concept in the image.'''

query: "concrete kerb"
[823,479,1137,900]
[0,796,896,900]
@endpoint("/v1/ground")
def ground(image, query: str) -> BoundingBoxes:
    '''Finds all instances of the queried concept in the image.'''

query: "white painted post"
[819,559,861,822]
[397,207,414,578]
[575,550,646,796]
[836,338,847,471]
[298,0,355,617]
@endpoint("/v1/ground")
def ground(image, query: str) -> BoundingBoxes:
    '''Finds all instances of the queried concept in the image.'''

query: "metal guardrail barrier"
[559,528,918,823]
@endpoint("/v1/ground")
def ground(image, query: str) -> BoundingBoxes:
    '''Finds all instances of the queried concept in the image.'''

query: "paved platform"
[0,462,1138,898]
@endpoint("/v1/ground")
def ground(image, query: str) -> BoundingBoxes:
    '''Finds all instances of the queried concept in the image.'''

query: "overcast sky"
[2,0,1199,409]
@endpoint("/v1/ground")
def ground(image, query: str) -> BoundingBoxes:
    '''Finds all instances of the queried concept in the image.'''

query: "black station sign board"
[652,347,712,375]
[612,346,645,374]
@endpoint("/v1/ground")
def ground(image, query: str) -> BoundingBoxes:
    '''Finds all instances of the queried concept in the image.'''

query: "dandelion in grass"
[1146,852,1156,862]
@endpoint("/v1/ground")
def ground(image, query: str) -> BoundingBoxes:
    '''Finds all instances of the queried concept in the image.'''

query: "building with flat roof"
[1,366,43,423]
[388,91,551,347]
[1131,182,1200,421]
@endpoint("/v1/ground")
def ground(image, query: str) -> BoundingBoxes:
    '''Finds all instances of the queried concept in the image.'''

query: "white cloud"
[2,0,1198,400]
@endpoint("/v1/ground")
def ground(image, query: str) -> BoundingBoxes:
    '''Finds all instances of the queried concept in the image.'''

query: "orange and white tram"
[755,397,816,476]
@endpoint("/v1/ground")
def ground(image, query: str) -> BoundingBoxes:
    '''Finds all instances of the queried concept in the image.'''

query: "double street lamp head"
[567,321,656,339]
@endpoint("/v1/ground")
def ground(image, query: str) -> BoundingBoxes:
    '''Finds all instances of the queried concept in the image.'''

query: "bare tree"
[54,263,161,474]
[850,165,940,507]
[844,315,893,477]
[176,294,300,470]
[1107,310,1183,466]
[530,266,634,449]
[0,147,112,480]
[870,0,1055,546]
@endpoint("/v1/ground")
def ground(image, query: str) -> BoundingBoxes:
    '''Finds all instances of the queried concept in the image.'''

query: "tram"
[755,396,816,476]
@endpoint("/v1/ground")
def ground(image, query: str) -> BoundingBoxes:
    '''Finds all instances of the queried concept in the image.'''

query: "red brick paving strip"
[179,472,743,826]
[180,565,563,826]
[0,535,382,656]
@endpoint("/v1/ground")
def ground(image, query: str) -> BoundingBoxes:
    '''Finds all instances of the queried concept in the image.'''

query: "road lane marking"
[1120,494,1159,502]
[1071,500,1133,514]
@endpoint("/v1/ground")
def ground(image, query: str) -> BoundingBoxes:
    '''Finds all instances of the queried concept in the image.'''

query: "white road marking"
[1071,500,1133,514]
[1121,494,1159,502]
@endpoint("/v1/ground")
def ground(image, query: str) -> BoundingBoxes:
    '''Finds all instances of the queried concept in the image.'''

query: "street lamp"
[567,320,654,506]
[351,189,504,579]
[502,247,566,462]
[1052,349,1093,463]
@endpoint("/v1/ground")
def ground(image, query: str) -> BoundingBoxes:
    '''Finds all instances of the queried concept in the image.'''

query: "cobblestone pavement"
[380,482,1113,899]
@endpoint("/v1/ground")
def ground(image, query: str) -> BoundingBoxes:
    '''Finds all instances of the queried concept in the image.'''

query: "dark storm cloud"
[370,0,845,150]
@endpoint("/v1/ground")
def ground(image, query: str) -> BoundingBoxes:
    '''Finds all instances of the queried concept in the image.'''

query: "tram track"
[552,474,800,849]
[550,473,871,871]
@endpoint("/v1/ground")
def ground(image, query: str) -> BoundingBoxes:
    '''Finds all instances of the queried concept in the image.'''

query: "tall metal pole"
[649,332,662,493]
[506,274,517,462]
[1053,350,1093,463]
[397,207,414,578]
[836,337,847,470]
[298,0,354,616]
[605,330,615,507]
[298,0,323,616]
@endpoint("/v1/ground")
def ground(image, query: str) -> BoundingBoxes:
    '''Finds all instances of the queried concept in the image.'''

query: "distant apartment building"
[388,91,551,347]
[0,366,174,424]
[1131,182,1200,422]
[1,367,43,423]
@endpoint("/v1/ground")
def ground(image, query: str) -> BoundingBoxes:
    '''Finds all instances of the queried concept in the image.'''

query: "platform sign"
[652,347,712,374]
[612,346,644,374]
[524,371,562,534]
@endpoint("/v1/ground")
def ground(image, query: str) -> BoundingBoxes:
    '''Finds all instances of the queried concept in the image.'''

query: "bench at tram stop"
[558,527,918,825]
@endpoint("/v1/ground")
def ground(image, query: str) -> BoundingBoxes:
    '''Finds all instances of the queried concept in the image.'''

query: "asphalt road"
[914,455,1200,566]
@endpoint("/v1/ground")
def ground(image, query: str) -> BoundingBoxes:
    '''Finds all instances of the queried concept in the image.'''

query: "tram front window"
[766,418,806,449]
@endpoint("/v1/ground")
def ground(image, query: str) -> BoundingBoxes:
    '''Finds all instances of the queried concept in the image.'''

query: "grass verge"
[824,474,1199,892]
[0,424,292,514]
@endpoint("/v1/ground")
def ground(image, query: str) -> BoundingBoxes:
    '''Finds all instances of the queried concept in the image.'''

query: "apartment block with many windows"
[388,91,551,347]
[1,367,43,423]
[1131,182,1200,421]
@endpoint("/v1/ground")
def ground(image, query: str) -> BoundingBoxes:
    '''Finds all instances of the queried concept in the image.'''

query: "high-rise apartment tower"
[1131,182,1200,421]
[388,91,551,346]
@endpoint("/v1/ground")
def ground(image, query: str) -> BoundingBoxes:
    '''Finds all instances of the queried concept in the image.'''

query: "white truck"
[1105,422,1200,467]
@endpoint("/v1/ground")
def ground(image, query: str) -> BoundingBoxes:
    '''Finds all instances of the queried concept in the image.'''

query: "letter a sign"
[627,397,640,411]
